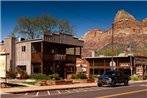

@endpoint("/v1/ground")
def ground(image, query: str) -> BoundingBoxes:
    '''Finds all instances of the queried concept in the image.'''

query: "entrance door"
[55,61,64,78]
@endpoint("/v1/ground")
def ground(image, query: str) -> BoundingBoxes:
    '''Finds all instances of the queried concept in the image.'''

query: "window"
[22,46,26,52]
[67,66,74,72]
[17,65,26,71]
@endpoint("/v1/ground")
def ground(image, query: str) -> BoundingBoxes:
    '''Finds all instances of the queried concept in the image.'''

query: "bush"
[71,73,87,79]
[16,67,28,79]
[71,73,77,79]
[77,73,87,79]
[29,73,62,80]
[6,70,17,79]
[144,74,147,80]
[89,74,97,79]
[49,73,62,80]
[131,74,140,81]
[29,73,49,80]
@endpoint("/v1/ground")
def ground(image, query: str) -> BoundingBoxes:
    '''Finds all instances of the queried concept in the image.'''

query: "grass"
[22,82,36,85]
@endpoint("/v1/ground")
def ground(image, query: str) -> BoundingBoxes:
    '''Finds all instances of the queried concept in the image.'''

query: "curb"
[2,80,147,94]
[2,83,97,94]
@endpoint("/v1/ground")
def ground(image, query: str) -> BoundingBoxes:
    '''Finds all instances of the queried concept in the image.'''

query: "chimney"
[4,36,16,72]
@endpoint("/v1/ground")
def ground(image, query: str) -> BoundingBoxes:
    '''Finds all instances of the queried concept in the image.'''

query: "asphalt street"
[1,82,147,98]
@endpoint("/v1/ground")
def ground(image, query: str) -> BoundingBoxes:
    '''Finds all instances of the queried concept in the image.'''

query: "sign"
[109,61,116,67]
[120,63,130,67]
[55,54,66,61]
[136,66,143,76]
[109,61,116,70]
[0,55,6,77]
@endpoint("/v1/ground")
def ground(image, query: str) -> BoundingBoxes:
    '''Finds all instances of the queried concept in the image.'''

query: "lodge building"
[83,55,147,77]
[0,33,84,78]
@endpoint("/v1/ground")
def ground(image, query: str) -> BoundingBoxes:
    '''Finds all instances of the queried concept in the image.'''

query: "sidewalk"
[1,83,96,93]
[1,80,147,94]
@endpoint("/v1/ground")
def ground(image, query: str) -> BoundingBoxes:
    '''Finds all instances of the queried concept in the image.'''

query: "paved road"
[2,82,147,98]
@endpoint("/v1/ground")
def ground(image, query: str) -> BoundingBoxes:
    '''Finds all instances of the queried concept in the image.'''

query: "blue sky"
[1,1,147,40]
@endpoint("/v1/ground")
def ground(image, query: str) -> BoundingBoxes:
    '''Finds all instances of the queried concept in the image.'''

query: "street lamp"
[111,19,128,70]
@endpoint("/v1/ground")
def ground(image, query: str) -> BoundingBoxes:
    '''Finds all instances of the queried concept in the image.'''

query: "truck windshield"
[104,71,115,75]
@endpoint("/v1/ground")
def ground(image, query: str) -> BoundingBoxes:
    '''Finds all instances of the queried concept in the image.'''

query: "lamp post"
[111,19,128,70]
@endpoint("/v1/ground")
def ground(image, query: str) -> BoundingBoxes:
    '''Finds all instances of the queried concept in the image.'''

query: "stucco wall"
[16,41,31,75]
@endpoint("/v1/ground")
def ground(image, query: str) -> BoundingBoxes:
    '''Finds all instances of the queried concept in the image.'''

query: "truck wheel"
[111,80,115,87]
[124,80,128,86]
[98,83,102,87]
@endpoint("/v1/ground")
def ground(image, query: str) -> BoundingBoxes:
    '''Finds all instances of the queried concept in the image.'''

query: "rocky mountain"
[81,10,147,57]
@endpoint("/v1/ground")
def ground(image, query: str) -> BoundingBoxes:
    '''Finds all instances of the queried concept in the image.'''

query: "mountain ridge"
[81,9,147,57]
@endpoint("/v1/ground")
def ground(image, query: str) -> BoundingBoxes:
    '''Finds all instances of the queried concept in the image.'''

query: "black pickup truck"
[97,70,129,87]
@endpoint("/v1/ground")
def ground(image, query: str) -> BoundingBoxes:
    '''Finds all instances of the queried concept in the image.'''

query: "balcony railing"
[32,53,80,63]
[31,52,42,63]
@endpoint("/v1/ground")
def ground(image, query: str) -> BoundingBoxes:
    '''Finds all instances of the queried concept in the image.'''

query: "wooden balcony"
[31,52,42,63]
[32,53,80,63]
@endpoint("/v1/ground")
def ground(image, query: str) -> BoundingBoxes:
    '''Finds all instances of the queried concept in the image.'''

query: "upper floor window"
[22,46,26,52]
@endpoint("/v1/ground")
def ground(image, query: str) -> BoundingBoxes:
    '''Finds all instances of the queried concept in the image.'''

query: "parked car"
[97,70,129,87]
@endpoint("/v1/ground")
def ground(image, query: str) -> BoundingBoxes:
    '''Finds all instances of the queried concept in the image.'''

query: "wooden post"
[80,47,82,57]
[104,60,106,73]
[117,60,119,70]
[74,47,76,73]
[93,59,94,75]
[41,42,43,73]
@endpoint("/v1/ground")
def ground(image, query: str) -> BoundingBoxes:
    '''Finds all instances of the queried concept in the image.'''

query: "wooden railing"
[32,52,81,63]
[31,52,41,63]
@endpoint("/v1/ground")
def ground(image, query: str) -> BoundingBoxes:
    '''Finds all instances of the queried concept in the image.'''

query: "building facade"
[84,55,147,77]
[0,33,84,78]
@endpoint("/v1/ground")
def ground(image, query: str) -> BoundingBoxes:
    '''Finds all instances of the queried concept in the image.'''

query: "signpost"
[109,61,116,70]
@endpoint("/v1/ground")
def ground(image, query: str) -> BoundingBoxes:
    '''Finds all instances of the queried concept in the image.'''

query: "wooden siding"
[43,33,84,47]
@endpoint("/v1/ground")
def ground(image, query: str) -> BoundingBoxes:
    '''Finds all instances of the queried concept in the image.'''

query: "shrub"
[16,67,28,79]
[6,70,17,79]
[71,73,77,79]
[144,74,147,80]
[89,74,97,79]
[71,73,87,79]
[49,73,62,80]
[29,73,49,80]
[131,74,140,81]
[29,73,62,80]
[77,73,87,79]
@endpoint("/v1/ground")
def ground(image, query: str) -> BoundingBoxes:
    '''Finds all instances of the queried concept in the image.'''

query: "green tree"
[35,14,58,35]
[15,16,39,39]
[14,14,75,39]
[58,19,75,35]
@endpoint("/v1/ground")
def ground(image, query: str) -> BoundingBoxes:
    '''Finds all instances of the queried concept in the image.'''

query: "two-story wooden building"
[1,33,84,78]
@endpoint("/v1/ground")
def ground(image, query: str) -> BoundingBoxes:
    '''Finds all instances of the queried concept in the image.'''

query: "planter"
[80,79,87,83]
[53,80,73,85]
[79,79,95,83]
[35,80,47,86]
[87,79,95,83]
[35,80,73,86]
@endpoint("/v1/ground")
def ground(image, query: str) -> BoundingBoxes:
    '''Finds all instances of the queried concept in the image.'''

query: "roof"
[16,33,84,47]
[83,55,132,59]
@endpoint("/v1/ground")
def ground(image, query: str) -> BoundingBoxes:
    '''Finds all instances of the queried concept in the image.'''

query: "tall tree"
[16,16,39,39]
[36,14,58,35]
[58,19,75,35]
[14,14,76,39]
